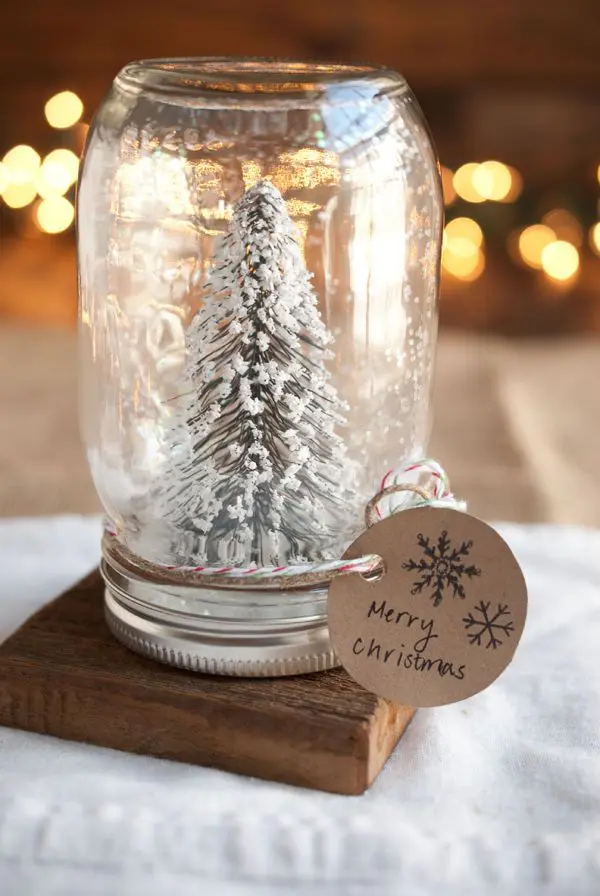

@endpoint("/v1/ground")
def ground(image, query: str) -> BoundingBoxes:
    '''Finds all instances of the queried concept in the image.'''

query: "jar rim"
[115,56,407,103]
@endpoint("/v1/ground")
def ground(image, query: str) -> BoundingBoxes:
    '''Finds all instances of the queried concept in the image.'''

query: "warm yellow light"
[34,167,68,199]
[2,145,40,185]
[590,222,600,255]
[35,150,79,198]
[39,162,70,194]
[541,209,583,247]
[518,224,557,269]
[540,240,579,282]
[440,166,456,205]
[442,244,485,281]
[294,218,310,244]
[287,147,338,168]
[597,164,600,185]
[445,237,478,258]
[2,181,37,208]
[241,161,262,189]
[35,196,75,233]
[443,218,484,279]
[445,217,483,247]
[502,167,523,202]
[39,149,80,194]
[453,160,523,204]
[472,160,520,202]
[0,162,9,195]
[470,163,495,199]
[44,91,84,129]
[271,148,340,192]
[453,163,485,203]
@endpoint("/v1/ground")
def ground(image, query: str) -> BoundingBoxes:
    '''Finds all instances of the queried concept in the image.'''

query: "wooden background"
[2,0,600,148]
[0,7,600,523]
[1,1,600,333]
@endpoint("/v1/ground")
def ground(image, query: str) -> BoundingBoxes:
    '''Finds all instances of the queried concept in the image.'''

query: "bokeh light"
[443,218,486,281]
[2,145,40,186]
[34,168,67,199]
[241,160,263,189]
[444,237,479,258]
[442,244,485,281]
[541,209,583,247]
[440,166,456,204]
[34,161,72,199]
[518,224,557,269]
[443,217,485,281]
[540,240,580,282]
[453,161,522,204]
[503,169,524,202]
[453,163,485,203]
[39,149,80,194]
[2,182,37,208]
[472,161,522,202]
[44,91,84,129]
[470,163,495,200]
[590,222,600,256]
[35,196,75,233]
[445,217,484,248]
[0,162,9,195]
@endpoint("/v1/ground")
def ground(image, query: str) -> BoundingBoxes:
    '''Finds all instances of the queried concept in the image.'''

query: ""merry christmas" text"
[351,599,466,680]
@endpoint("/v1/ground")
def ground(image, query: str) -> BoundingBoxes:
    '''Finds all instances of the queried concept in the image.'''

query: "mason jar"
[77,57,442,676]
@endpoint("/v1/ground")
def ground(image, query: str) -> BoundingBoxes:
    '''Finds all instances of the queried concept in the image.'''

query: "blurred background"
[0,0,599,525]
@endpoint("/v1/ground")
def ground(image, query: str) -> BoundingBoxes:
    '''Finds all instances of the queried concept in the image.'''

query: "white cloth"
[0,516,598,896]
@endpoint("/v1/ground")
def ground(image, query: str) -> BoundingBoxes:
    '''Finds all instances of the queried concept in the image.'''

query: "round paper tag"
[328,508,527,707]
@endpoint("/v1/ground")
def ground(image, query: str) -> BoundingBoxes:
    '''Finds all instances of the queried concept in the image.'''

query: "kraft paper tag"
[328,508,527,707]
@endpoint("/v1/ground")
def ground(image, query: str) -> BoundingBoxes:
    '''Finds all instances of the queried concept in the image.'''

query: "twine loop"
[365,483,432,529]
[104,457,465,592]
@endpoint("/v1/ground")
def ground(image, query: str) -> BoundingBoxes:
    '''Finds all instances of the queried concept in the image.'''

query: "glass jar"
[78,57,442,676]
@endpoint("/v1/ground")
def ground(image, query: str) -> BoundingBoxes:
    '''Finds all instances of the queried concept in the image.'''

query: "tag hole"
[361,561,386,583]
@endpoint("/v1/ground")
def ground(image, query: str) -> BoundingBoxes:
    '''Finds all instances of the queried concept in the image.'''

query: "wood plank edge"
[0,665,375,796]
[364,700,416,791]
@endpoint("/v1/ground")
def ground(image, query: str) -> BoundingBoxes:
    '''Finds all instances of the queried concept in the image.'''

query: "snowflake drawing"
[463,601,515,650]
[402,530,481,608]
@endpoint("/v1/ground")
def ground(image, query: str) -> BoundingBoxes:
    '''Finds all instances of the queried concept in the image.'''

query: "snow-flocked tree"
[164,179,355,565]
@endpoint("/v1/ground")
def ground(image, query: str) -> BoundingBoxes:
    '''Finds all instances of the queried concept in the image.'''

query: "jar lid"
[102,553,337,677]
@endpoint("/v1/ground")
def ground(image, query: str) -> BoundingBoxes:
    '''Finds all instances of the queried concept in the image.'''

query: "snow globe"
[77,58,442,675]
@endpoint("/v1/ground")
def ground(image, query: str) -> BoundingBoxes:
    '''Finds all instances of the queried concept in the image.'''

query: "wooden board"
[0,571,415,794]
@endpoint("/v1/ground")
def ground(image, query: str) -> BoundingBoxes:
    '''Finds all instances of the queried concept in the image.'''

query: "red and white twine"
[103,457,465,590]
